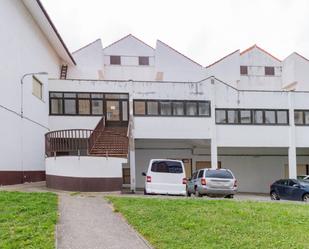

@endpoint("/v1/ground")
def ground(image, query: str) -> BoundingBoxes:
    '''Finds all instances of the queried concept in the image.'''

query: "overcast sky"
[41,0,309,66]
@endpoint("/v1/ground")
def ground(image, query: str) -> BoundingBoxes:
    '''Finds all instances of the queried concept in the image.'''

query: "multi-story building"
[2,0,309,194]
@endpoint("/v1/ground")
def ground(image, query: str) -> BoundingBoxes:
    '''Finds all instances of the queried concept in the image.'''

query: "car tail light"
[201,178,206,185]
[234,180,237,187]
[146,176,151,183]
[182,178,187,184]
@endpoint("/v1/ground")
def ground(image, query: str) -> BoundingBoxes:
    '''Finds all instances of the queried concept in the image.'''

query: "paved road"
[57,194,151,249]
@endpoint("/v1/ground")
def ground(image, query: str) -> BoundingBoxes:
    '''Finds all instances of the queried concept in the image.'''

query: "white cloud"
[41,0,309,65]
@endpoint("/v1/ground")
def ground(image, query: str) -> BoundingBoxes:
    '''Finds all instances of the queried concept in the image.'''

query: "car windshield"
[151,161,183,173]
[205,170,233,179]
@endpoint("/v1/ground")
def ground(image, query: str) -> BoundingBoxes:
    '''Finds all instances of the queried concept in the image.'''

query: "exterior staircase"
[60,65,68,79]
[88,118,129,158]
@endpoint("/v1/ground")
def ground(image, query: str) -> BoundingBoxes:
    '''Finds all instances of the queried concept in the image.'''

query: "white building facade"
[1,0,309,193]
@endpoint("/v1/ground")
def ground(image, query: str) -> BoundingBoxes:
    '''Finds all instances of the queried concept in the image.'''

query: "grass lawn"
[107,197,309,249]
[0,191,58,249]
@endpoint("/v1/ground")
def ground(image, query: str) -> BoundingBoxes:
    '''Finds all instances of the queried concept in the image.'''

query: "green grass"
[0,191,58,249]
[107,197,309,249]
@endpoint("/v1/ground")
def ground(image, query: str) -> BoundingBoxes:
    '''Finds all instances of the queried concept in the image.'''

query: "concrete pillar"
[288,92,297,178]
[128,95,136,192]
[210,77,218,169]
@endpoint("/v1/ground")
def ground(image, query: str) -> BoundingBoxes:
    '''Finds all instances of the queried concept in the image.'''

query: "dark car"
[270,179,309,202]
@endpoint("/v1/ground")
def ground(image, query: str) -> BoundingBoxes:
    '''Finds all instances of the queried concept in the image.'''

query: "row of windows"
[240,66,276,76]
[110,55,150,66]
[215,109,289,125]
[134,100,211,117]
[49,92,128,115]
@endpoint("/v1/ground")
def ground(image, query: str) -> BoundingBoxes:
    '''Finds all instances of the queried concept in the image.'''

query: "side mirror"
[142,172,146,176]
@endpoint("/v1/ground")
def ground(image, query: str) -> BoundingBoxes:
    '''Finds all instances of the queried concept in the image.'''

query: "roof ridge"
[293,52,309,62]
[157,39,203,67]
[240,44,281,62]
[72,39,101,54]
[104,34,155,50]
[206,49,239,68]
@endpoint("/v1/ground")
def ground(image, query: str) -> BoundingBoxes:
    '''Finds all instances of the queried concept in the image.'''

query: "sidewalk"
[57,193,151,249]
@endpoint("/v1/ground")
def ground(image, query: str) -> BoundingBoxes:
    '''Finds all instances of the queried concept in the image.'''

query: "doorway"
[105,99,129,127]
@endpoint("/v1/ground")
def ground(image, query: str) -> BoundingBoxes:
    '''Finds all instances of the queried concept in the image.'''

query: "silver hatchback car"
[187,168,237,198]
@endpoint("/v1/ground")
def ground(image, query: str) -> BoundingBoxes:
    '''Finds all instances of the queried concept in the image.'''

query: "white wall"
[0,0,61,173]
[46,156,126,177]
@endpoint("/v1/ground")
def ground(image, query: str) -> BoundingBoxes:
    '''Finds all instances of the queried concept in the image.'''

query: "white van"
[142,159,187,195]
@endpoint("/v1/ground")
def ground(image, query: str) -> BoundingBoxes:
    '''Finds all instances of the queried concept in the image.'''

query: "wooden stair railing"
[87,116,105,154]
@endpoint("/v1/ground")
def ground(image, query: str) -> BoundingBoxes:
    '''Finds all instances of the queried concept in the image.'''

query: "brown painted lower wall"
[0,171,46,185]
[46,175,122,192]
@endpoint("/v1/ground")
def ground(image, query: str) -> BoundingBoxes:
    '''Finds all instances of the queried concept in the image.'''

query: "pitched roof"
[240,44,281,62]
[104,34,155,51]
[206,49,239,68]
[72,39,101,54]
[294,52,309,62]
[157,39,203,67]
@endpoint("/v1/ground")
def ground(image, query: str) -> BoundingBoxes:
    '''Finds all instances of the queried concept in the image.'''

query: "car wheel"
[270,191,279,200]
[302,193,309,202]
[225,194,234,199]
[195,188,202,197]
[186,189,192,197]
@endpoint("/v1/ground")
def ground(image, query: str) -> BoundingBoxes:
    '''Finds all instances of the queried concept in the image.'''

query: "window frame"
[215,108,289,126]
[110,55,121,65]
[138,56,150,66]
[49,91,129,116]
[133,99,211,117]
[240,66,248,75]
[265,66,275,76]
[294,110,309,126]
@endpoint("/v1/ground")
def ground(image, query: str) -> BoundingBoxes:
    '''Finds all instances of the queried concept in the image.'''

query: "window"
[253,110,263,124]
[277,111,288,124]
[198,170,204,178]
[173,102,184,116]
[134,101,146,115]
[32,76,43,99]
[160,102,172,116]
[147,101,158,115]
[110,56,121,65]
[92,100,103,115]
[133,100,210,117]
[216,110,227,123]
[265,66,275,76]
[227,110,238,123]
[295,111,304,125]
[78,100,90,115]
[64,99,76,114]
[265,110,276,124]
[216,108,289,125]
[305,111,309,125]
[192,171,198,180]
[50,99,63,114]
[205,170,233,179]
[151,161,183,173]
[186,102,198,116]
[198,102,210,116]
[240,110,251,124]
[138,56,149,66]
[240,66,248,75]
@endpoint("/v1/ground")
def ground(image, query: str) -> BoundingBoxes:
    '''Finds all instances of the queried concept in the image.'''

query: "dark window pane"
[205,170,233,179]
[147,101,158,115]
[64,93,76,98]
[160,102,172,116]
[51,99,63,114]
[304,111,309,125]
[198,102,210,116]
[50,92,62,98]
[265,111,276,124]
[295,111,304,125]
[198,170,204,178]
[265,66,275,76]
[105,94,128,99]
[227,110,239,123]
[240,110,251,124]
[92,100,103,115]
[186,102,197,116]
[91,93,104,99]
[110,56,121,65]
[78,100,90,115]
[173,102,184,116]
[134,101,146,115]
[122,101,128,121]
[64,99,76,114]
[151,161,183,173]
[216,110,226,123]
[240,66,248,75]
[253,110,263,124]
[277,111,288,124]
[138,56,149,65]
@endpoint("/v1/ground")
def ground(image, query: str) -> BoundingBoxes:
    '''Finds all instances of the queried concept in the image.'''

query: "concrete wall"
[0,0,60,174]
